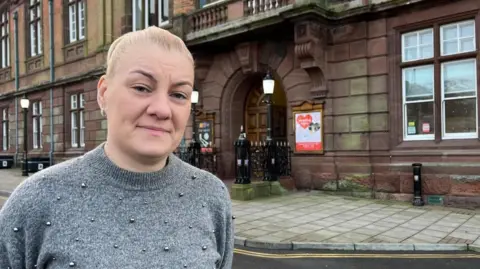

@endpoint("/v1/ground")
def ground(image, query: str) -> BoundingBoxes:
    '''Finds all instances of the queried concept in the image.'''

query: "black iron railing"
[234,127,293,184]
[174,143,218,175]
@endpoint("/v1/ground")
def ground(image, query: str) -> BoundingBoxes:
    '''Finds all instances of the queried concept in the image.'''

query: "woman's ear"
[97,75,108,112]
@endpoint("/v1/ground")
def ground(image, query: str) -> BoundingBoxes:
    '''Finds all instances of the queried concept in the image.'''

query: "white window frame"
[440,20,476,56]
[441,58,478,140]
[1,10,9,68]
[68,0,86,43]
[71,93,85,148]
[32,101,42,149]
[29,0,42,57]
[2,108,8,151]
[132,0,169,31]
[401,28,434,63]
[402,65,436,141]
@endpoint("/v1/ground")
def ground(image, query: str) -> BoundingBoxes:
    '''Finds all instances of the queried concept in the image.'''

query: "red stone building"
[0,0,480,207]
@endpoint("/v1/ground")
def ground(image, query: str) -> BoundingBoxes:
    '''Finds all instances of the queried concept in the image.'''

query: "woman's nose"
[146,92,172,119]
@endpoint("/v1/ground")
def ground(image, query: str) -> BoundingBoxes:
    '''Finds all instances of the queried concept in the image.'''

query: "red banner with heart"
[296,114,312,129]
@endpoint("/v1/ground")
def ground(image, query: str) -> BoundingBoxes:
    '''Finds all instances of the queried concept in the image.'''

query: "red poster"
[422,123,430,133]
[295,111,323,152]
[296,142,323,151]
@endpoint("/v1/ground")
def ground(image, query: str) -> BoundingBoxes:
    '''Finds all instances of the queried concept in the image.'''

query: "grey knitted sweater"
[0,144,234,269]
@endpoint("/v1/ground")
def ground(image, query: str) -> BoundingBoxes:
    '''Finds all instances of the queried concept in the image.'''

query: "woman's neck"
[104,141,168,173]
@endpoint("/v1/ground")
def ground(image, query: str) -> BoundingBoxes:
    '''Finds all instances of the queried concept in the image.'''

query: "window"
[2,108,8,151]
[71,93,85,148]
[198,0,218,9]
[0,10,9,68]
[67,0,86,43]
[28,0,42,57]
[32,101,42,149]
[401,19,477,141]
[132,0,169,31]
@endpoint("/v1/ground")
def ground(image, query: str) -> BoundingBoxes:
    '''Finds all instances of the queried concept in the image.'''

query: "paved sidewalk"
[232,192,480,251]
[0,168,26,197]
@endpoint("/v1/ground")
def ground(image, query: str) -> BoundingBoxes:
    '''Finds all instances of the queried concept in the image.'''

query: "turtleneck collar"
[83,143,184,191]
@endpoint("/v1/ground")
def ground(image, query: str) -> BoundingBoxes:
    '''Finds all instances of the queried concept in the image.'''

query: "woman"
[0,26,234,269]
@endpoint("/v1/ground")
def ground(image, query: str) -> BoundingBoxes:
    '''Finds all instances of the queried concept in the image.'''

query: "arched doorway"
[244,80,288,142]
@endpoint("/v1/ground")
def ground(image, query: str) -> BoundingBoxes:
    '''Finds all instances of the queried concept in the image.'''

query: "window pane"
[71,95,77,109]
[460,37,475,53]
[37,21,42,54]
[443,60,476,98]
[443,40,457,55]
[39,116,42,147]
[161,0,169,22]
[30,24,36,56]
[133,0,144,31]
[442,25,457,40]
[33,118,37,148]
[80,110,84,146]
[404,47,417,61]
[148,0,158,26]
[444,98,477,134]
[404,33,417,47]
[2,121,7,150]
[71,112,77,146]
[419,45,433,59]
[460,22,474,38]
[419,30,433,45]
[79,1,85,39]
[80,93,85,108]
[69,5,77,42]
[404,66,434,101]
[406,102,435,136]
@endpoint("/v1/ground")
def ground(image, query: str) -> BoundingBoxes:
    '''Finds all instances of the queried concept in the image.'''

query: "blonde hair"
[105,26,194,77]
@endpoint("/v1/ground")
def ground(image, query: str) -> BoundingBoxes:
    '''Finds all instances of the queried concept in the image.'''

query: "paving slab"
[231,192,480,252]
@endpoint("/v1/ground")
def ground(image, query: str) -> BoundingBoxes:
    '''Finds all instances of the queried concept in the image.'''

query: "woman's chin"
[133,144,172,159]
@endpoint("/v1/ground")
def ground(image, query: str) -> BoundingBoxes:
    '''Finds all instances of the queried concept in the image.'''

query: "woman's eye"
[171,93,187,99]
[133,86,151,93]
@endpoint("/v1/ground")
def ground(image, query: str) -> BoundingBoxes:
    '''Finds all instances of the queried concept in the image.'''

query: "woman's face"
[97,42,194,160]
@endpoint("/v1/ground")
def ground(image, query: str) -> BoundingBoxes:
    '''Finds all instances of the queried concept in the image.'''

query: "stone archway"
[214,42,314,179]
[195,41,324,179]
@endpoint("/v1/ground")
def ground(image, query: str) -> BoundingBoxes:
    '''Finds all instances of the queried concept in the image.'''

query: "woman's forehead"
[111,45,194,78]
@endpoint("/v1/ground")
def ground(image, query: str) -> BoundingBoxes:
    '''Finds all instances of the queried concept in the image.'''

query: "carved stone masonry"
[294,20,328,99]
[192,53,214,108]
[235,42,259,74]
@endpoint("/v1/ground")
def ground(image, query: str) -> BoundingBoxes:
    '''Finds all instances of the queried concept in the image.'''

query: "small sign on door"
[38,163,44,170]
[2,161,7,167]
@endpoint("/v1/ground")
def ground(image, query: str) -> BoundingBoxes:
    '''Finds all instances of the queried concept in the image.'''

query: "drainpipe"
[13,11,19,166]
[48,0,54,166]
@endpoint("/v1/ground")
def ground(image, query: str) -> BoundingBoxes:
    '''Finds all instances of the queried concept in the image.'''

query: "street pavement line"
[233,249,480,259]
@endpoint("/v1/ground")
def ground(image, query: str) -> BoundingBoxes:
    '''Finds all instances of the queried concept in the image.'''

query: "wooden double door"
[244,87,287,142]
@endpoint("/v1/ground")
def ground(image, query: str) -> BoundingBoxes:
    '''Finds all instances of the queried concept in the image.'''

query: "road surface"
[233,247,480,269]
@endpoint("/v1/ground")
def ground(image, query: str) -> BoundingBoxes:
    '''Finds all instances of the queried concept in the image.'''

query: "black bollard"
[263,139,278,182]
[412,163,424,206]
[234,126,251,184]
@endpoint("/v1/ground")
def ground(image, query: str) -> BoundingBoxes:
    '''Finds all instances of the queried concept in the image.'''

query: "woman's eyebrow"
[173,80,193,88]
[129,69,157,83]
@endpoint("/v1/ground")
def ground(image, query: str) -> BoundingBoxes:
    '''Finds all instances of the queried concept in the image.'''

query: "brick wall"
[174,0,196,16]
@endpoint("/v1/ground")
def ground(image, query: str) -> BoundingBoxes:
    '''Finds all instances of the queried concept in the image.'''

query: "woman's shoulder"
[175,159,230,202]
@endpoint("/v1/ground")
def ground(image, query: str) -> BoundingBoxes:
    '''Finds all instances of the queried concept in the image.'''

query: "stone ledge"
[354,243,414,251]
[234,237,473,252]
[244,238,293,250]
[414,243,468,251]
[293,242,355,251]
